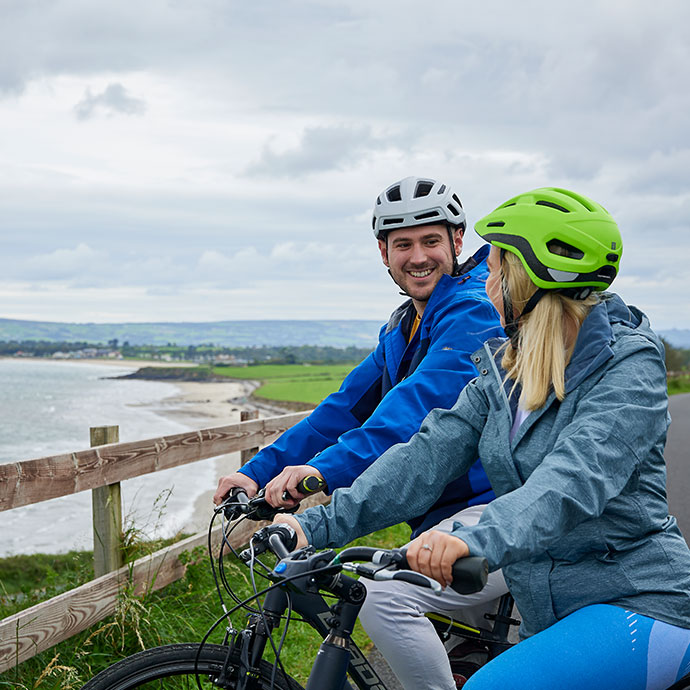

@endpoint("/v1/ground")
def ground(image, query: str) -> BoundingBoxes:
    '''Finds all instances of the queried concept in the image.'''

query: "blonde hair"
[500,251,597,410]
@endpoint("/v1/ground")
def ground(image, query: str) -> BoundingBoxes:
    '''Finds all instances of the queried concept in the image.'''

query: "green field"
[214,361,690,407]
[669,375,690,396]
[213,363,355,405]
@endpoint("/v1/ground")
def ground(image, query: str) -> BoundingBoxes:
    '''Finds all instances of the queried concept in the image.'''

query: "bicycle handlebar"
[282,475,327,501]
[221,475,327,522]
[244,526,489,596]
[336,545,489,595]
[222,487,297,522]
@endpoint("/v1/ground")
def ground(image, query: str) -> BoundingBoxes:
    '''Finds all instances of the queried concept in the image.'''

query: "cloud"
[0,1,689,329]
[73,83,146,120]
[620,149,690,197]
[24,243,103,280]
[246,125,392,177]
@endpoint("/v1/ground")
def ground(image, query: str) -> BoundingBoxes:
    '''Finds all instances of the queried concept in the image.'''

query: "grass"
[668,374,690,396]
[215,361,689,406]
[213,363,355,405]
[1,522,411,688]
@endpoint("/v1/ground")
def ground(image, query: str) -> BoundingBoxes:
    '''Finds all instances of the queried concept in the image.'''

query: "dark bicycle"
[79,482,522,689]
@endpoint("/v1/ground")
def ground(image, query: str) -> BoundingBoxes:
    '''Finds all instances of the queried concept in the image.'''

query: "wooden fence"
[0,410,311,673]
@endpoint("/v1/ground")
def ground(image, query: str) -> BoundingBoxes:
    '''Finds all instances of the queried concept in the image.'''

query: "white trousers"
[359,505,508,690]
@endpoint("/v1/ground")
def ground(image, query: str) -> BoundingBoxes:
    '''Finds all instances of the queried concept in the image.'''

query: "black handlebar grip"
[397,550,488,595]
[222,487,250,520]
[282,475,327,502]
[448,556,489,594]
[295,475,327,495]
[229,487,250,504]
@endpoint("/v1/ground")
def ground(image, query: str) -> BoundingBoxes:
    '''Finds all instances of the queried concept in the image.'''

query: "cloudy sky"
[1,0,688,329]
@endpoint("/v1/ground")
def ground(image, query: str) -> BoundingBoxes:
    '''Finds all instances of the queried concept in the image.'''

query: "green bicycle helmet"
[475,187,622,294]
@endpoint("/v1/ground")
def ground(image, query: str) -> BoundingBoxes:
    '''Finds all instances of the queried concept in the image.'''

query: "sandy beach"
[143,377,306,535]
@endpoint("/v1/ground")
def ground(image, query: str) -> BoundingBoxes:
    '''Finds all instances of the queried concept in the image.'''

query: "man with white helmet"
[214,176,507,689]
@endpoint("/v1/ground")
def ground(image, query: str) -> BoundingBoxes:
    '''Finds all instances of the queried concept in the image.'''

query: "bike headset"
[474,187,623,347]
[372,176,467,288]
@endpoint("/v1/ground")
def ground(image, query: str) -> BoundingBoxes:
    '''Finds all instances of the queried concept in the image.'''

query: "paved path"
[666,393,690,541]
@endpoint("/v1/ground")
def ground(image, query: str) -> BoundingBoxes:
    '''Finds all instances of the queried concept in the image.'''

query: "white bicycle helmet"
[372,176,466,240]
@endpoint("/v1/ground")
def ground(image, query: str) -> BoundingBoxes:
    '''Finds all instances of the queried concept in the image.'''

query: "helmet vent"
[414,210,441,221]
[486,221,505,227]
[382,217,404,226]
[437,184,446,194]
[447,203,459,216]
[536,200,569,213]
[376,196,382,205]
[547,239,584,260]
[452,193,463,208]
[414,181,434,198]
[387,186,402,202]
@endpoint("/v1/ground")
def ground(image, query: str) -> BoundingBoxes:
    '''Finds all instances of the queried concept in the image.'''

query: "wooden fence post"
[90,425,124,577]
[240,410,260,465]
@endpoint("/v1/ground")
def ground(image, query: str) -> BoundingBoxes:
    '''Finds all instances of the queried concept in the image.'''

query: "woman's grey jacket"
[296,293,690,637]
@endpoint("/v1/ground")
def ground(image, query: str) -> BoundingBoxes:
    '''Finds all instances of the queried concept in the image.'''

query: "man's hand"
[213,472,259,506]
[264,466,325,508]
[271,514,309,549]
[406,530,469,588]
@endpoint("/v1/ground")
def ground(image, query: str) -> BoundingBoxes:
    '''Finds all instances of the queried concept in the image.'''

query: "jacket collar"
[474,293,643,401]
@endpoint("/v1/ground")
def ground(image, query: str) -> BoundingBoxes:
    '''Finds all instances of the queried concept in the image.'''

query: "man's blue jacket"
[239,245,504,536]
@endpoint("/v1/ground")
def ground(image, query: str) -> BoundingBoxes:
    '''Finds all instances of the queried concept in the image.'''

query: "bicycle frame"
[427,592,517,661]
[240,572,387,690]
[232,563,515,690]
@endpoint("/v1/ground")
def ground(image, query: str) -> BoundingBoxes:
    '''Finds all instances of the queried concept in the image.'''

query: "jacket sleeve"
[238,329,387,488]
[308,297,502,491]
[296,378,490,548]
[453,336,670,571]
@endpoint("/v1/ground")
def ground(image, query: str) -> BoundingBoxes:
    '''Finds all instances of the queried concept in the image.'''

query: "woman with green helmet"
[280,188,690,689]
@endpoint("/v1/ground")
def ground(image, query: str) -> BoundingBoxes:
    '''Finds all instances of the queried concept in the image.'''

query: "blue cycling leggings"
[464,604,690,689]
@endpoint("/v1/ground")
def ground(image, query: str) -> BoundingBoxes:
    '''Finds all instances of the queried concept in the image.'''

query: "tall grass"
[1,522,410,688]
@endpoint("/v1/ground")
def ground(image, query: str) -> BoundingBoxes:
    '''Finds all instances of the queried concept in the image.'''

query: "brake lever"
[343,562,442,595]
[245,489,299,521]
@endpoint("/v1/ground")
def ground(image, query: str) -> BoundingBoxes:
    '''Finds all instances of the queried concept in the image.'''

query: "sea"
[0,358,216,557]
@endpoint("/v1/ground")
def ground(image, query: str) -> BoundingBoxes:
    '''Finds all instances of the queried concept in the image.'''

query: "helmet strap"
[447,225,461,277]
[500,248,548,350]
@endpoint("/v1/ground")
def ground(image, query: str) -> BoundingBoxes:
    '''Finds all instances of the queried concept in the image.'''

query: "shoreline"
[1,357,308,543]
[140,379,306,535]
[0,356,199,369]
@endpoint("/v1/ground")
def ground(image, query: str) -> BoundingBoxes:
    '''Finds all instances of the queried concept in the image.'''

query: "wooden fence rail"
[0,516,266,671]
[0,410,312,674]
[0,412,309,512]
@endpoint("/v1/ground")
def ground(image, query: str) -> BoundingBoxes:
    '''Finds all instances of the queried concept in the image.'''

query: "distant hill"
[0,318,382,348]
[660,330,690,349]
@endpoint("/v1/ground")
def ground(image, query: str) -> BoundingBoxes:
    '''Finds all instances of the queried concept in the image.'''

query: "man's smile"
[408,268,434,278]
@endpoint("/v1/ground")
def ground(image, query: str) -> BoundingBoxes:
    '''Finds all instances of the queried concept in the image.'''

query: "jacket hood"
[565,293,656,393]
[476,292,658,396]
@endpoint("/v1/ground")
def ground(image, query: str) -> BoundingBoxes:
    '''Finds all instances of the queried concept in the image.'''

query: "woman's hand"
[271,514,309,549]
[406,530,469,588]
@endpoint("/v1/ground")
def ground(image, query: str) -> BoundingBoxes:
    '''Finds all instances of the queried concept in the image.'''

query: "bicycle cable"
[209,504,262,616]
[248,539,293,690]
[194,559,343,685]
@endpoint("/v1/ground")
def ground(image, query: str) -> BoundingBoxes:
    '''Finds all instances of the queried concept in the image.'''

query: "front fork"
[220,587,289,690]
